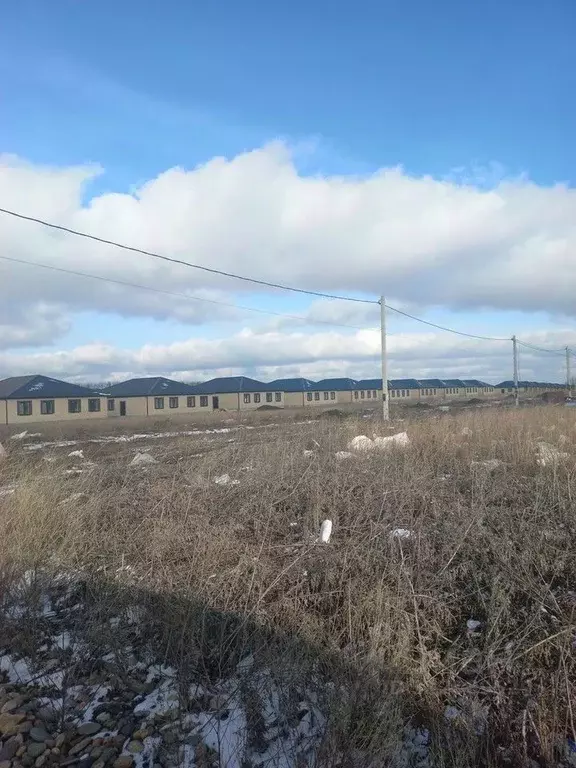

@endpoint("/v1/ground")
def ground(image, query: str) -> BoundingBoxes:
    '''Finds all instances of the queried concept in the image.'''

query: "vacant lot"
[1,406,575,767]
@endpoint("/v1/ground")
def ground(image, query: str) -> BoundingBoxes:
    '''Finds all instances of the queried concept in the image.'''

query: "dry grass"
[1,406,576,766]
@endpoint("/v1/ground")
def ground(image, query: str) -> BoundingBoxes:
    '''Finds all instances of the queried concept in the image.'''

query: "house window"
[360,391,365,399]
[275,392,281,402]
[88,398,101,412]
[169,397,179,409]
[406,390,410,397]
[41,400,55,415]
[200,396,208,407]
[187,396,196,408]
[330,392,336,400]
[107,399,115,411]
[354,391,359,400]
[154,397,164,410]
[17,400,32,416]
[367,391,371,399]
[323,392,329,400]
[306,393,313,402]
[243,393,251,404]
[433,389,437,395]
[314,392,320,401]
[254,393,261,404]
[68,399,81,414]
[372,391,377,398]
[391,391,396,398]
[266,392,273,403]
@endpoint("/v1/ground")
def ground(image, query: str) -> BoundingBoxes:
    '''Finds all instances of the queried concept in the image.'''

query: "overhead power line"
[0,255,374,331]
[0,206,376,305]
[384,303,508,342]
[516,339,567,356]
[1,206,573,351]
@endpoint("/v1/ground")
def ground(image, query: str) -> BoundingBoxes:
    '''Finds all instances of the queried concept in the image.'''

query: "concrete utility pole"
[380,296,389,421]
[566,347,572,397]
[512,335,519,408]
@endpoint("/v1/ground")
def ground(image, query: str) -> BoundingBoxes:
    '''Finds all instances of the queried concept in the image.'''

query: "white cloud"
[1,143,576,352]
[0,328,572,385]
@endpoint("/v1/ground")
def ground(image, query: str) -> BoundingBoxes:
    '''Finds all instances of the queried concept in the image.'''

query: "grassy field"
[1,405,575,767]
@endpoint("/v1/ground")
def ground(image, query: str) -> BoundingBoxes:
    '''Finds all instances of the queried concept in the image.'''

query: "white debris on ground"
[335,451,354,460]
[438,405,450,412]
[303,449,315,457]
[470,459,503,471]
[391,528,413,540]
[10,430,29,440]
[129,452,158,467]
[68,449,85,458]
[536,441,570,466]
[347,435,374,452]
[461,427,473,436]
[347,432,410,453]
[317,519,333,544]
[213,474,240,486]
[466,619,482,632]
[0,484,16,497]
[373,431,410,450]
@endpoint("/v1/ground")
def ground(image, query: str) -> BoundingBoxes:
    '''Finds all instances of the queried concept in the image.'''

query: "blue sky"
[0,0,575,382]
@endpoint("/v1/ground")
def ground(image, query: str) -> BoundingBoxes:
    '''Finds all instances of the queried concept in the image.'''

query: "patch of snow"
[335,451,354,460]
[214,474,240,486]
[303,450,315,457]
[438,405,451,412]
[10,430,28,440]
[130,452,158,467]
[461,427,473,436]
[25,440,78,451]
[68,449,84,459]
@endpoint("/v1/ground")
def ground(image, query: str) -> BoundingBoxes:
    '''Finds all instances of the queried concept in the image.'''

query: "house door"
[120,401,127,416]
[212,396,219,410]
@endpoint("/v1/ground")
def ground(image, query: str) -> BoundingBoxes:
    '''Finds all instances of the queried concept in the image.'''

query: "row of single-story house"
[0,374,566,424]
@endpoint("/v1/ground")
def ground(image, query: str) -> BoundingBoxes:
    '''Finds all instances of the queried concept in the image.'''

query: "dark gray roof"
[389,378,422,390]
[356,379,383,390]
[0,375,99,400]
[192,376,267,394]
[268,377,316,392]
[496,380,562,389]
[442,379,467,387]
[310,378,358,391]
[462,379,492,387]
[105,377,196,397]
[418,378,445,388]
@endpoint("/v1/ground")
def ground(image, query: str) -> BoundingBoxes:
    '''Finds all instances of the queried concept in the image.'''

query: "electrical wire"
[516,339,567,356]
[383,302,508,341]
[0,255,378,331]
[0,206,377,305]
[1,205,574,352]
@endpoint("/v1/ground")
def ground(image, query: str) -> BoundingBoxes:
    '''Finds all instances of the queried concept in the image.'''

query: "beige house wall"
[283,392,305,408]
[107,396,149,418]
[238,391,284,410]
[5,397,108,425]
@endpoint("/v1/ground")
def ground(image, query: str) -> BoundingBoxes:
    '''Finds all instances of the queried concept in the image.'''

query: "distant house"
[191,376,284,410]
[104,376,197,417]
[307,378,357,405]
[0,375,106,425]
[267,378,315,408]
